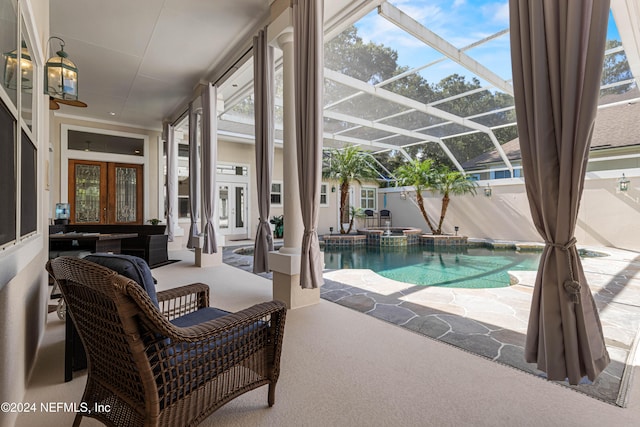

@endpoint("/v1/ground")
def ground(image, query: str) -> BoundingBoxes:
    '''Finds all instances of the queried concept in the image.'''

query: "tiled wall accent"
[359,227,423,247]
[420,235,469,247]
[323,235,367,248]
[380,235,408,247]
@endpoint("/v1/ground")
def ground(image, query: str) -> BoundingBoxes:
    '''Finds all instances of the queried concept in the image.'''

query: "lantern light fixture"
[484,184,492,197]
[45,37,87,110]
[618,173,630,192]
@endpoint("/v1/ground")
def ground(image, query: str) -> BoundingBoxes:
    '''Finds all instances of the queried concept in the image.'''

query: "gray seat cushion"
[84,253,158,308]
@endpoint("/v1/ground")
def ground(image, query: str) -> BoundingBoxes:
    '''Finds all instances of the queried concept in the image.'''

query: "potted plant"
[270,215,284,238]
[147,218,162,226]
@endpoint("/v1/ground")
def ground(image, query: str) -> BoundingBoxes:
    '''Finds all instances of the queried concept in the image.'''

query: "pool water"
[323,246,542,289]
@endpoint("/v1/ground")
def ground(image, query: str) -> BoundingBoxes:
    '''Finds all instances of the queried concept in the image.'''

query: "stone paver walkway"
[223,245,640,406]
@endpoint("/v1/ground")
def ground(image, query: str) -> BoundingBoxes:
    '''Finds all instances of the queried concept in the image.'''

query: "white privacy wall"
[380,169,640,253]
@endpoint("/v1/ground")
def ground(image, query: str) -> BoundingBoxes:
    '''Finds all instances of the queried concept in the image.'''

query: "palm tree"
[323,146,378,234]
[432,167,478,234]
[395,161,477,235]
[394,159,437,234]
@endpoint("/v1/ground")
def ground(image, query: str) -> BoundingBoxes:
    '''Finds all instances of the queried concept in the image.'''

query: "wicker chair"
[47,256,287,427]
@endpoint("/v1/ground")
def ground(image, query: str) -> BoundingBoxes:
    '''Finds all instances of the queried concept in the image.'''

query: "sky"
[353,0,622,88]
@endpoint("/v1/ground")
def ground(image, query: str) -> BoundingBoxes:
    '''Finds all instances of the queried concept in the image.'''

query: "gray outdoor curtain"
[252,28,275,273]
[187,102,200,249]
[164,122,177,242]
[201,84,218,253]
[293,0,324,289]
[510,0,611,384]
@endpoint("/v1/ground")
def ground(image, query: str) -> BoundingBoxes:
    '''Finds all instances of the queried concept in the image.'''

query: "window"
[217,164,248,176]
[360,187,376,210]
[320,183,328,206]
[0,8,39,248]
[271,182,282,205]
[0,100,16,247]
[20,131,36,236]
[492,170,511,179]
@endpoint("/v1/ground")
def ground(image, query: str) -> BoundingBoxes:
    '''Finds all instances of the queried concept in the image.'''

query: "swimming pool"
[323,246,541,289]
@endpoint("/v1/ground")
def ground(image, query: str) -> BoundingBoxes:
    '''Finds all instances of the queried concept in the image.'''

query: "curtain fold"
[201,84,218,253]
[293,0,324,289]
[187,102,201,249]
[253,28,275,273]
[164,122,177,242]
[509,0,611,384]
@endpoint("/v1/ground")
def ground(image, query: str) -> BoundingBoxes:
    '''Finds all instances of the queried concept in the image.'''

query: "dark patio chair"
[363,209,376,228]
[379,209,392,227]
[47,255,286,427]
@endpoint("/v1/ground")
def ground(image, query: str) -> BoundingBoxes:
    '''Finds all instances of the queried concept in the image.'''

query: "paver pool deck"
[224,244,640,405]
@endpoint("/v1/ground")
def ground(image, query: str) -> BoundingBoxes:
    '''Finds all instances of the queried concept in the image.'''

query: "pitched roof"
[462,95,640,170]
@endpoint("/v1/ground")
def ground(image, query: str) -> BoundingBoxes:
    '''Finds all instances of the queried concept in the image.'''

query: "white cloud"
[481,1,510,26]
[453,0,466,8]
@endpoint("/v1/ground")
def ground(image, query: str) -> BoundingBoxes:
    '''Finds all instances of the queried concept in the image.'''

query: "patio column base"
[195,248,223,267]
[194,235,225,267]
[269,251,321,309]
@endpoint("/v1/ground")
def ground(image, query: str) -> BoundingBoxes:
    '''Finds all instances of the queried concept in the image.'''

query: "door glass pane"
[75,164,101,222]
[235,186,245,228]
[219,185,229,229]
[115,166,136,222]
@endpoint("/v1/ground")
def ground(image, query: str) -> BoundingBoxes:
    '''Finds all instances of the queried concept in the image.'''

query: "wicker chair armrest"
[156,283,210,320]
[166,300,286,342]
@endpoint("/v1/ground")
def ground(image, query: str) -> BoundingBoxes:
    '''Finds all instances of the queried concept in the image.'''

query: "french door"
[218,182,248,236]
[69,160,143,224]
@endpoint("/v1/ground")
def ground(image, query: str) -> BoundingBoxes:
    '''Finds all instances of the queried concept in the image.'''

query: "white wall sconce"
[400,190,407,200]
[618,173,630,192]
[484,184,492,197]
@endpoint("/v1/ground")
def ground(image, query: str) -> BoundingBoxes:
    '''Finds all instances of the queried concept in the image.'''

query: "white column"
[276,30,303,254]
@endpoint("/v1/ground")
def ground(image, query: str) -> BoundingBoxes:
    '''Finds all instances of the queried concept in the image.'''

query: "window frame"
[271,181,283,206]
[360,186,377,210]
[320,183,329,207]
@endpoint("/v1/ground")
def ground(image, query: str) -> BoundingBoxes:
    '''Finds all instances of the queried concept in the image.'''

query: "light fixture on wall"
[2,41,33,91]
[45,36,87,110]
[618,173,630,192]
[454,225,459,236]
[484,183,492,197]
[331,186,336,193]
[400,190,407,200]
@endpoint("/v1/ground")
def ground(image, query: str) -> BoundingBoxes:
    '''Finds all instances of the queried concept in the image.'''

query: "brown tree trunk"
[347,215,355,234]
[340,181,349,234]
[436,195,450,235]
[416,192,436,234]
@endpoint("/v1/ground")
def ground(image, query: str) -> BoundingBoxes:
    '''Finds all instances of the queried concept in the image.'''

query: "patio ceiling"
[217,0,640,176]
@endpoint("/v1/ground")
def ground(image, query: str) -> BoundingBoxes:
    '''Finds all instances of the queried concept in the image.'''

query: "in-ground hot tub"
[359,226,423,247]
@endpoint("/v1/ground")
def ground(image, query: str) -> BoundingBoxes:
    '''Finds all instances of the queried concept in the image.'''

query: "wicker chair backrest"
[48,257,160,413]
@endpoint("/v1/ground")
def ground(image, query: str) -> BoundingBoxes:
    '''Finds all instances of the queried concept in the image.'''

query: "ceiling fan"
[49,96,87,110]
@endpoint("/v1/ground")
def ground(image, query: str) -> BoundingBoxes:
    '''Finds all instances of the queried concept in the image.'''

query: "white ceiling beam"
[324,110,464,171]
[378,2,514,96]
[611,0,640,84]
[324,68,511,173]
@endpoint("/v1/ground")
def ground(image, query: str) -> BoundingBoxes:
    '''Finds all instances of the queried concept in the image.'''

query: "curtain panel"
[293,0,324,289]
[201,84,218,253]
[509,0,611,384]
[252,28,275,273]
[187,102,201,249]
